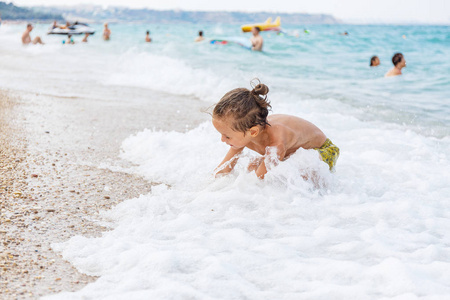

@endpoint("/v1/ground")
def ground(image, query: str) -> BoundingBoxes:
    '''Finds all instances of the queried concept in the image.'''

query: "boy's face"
[212,118,254,150]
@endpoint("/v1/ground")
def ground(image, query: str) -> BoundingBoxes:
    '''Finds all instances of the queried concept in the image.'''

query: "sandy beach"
[0,88,207,299]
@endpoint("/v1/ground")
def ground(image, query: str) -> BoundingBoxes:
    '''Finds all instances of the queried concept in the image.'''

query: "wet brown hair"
[213,80,271,133]
[392,53,404,66]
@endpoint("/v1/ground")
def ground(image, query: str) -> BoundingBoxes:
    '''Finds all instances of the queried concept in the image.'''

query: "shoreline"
[0,90,99,298]
[0,88,207,299]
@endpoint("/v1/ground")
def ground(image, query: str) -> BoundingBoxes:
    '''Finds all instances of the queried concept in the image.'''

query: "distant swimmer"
[370,56,380,67]
[82,33,90,43]
[22,24,44,45]
[195,30,205,42]
[145,30,152,42]
[385,53,406,77]
[103,23,111,41]
[340,31,349,36]
[250,27,263,51]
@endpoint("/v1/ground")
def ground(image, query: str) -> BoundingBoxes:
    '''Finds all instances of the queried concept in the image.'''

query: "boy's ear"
[249,126,260,137]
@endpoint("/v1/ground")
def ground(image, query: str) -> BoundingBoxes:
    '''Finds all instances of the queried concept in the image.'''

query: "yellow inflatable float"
[241,17,281,32]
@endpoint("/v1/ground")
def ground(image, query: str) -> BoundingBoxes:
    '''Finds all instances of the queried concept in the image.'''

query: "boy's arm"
[255,161,268,178]
[215,147,244,176]
[255,144,286,179]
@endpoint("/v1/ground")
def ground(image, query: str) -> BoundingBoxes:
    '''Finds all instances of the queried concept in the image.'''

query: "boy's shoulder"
[269,114,304,124]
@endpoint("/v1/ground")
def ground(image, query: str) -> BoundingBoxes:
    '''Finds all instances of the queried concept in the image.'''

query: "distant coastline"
[0,1,63,21]
[1,2,340,24]
[1,2,447,26]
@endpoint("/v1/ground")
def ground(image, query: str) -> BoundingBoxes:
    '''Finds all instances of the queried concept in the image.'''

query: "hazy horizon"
[7,0,450,24]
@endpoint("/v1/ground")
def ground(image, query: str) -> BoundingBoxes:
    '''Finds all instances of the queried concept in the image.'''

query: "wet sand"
[0,89,207,299]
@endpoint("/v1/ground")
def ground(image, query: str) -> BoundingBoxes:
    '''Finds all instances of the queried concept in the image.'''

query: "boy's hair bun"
[250,79,270,109]
[213,79,272,132]
[252,83,269,96]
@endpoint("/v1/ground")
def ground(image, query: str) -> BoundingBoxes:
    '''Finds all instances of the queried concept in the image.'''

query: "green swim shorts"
[314,138,340,172]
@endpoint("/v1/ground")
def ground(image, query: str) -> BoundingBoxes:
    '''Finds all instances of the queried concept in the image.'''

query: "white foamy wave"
[105,50,238,102]
[48,110,450,299]
[120,121,330,191]
[120,122,223,188]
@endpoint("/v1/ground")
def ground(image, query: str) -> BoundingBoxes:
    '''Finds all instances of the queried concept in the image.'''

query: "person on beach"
[103,23,111,41]
[22,24,44,45]
[385,53,406,77]
[250,27,263,51]
[82,33,90,43]
[370,56,380,67]
[212,81,339,179]
[145,31,152,42]
[195,30,205,42]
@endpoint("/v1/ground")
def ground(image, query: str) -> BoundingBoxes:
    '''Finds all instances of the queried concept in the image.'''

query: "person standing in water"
[195,30,205,42]
[66,34,75,44]
[370,56,380,67]
[22,24,44,45]
[103,23,111,41]
[385,53,406,77]
[82,33,90,43]
[145,31,152,42]
[250,27,263,51]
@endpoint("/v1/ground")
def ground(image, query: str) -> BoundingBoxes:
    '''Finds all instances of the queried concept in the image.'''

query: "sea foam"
[48,104,450,299]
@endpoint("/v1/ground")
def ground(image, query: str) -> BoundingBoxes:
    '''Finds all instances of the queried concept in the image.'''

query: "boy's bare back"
[247,114,326,159]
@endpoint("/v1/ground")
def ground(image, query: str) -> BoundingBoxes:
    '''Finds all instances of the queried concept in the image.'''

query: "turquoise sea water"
[1,23,448,137]
[101,23,450,137]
